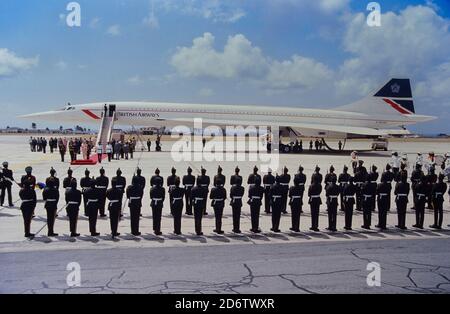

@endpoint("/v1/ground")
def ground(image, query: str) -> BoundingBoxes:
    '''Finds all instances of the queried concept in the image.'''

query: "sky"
[1,0,450,134]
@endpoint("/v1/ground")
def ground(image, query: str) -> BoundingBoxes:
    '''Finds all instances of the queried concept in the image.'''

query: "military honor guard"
[112,169,126,217]
[369,165,379,211]
[150,176,165,236]
[95,167,109,217]
[361,176,375,229]
[214,166,226,187]
[170,178,185,235]
[263,169,275,214]
[308,176,322,232]
[183,167,195,215]
[248,176,264,233]
[151,168,164,187]
[191,181,208,236]
[106,180,123,238]
[1,162,14,207]
[293,166,306,214]
[413,175,428,229]
[289,175,304,232]
[325,176,339,232]
[394,173,410,230]
[197,167,211,215]
[324,165,337,188]
[230,175,245,233]
[375,176,390,230]
[65,180,82,237]
[270,176,284,233]
[430,174,447,229]
[19,179,37,238]
[63,168,75,190]
[342,177,357,230]
[210,179,227,234]
[411,164,424,210]
[126,177,144,236]
[80,169,94,217]
[167,167,179,215]
[84,180,101,236]
[338,166,352,212]
[42,177,59,237]
[381,164,395,212]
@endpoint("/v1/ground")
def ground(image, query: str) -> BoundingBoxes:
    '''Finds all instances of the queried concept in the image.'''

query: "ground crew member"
[197,167,210,215]
[84,180,100,236]
[413,175,427,229]
[210,180,227,234]
[170,178,185,235]
[112,169,126,217]
[126,177,144,236]
[342,178,357,230]
[191,181,207,236]
[338,165,352,212]
[19,180,37,238]
[411,164,424,210]
[381,164,395,212]
[375,176,390,230]
[183,167,195,215]
[151,168,164,187]
[361,176,375,229]
[95,167,109,217]
[214,166,226,187]
[42,177,59,237]
[65,180,82,237]
[289,176,303,232]
[248,176,264,233]
[230,176,245,233]
[1,162,14,207]
[394,173,410,230]
[324,165,337,188]
[81,169,94,217]
[270,176,284,233]
[308,176,322,232]
[430,174,447,229]
[293,166,306,214]
[106,180,123,238]
[279,167,291,214]
[326,176,339,232]
[150,176,165,236]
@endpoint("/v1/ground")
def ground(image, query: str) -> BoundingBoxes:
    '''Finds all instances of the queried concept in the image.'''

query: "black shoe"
[186,212,193,216]
[48,233,59,237]
[174,232,182,235]
[309,227,319,232]
[132,232,141,236]
[196,232,204,236]
[290,228,300,233]
[344,227,352,231]
[214,230,224,234]
[412,224,418,228]
[361,225,370,230]
[25,233,35,238]
[203,212,209,216]
[233,230,242,234]
[70,233,80,237]
[91,232,100,236]
[154,231,162,236]
[100,214,107,218]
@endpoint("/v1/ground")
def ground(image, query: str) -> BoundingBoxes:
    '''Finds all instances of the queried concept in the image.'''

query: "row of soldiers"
[16,162,449,238]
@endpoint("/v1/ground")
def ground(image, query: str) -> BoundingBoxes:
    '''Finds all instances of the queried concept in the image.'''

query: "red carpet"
[70,154,107,166]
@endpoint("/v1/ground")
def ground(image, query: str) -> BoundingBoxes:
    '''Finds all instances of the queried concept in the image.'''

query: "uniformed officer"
[293,166,307,214]
[325,176,340,232]
[263,169,275,215]
[21,166,36,190]
[65,180,82,237]
[42,177,59,237]
[95,167,109,217]
[311,166,323,184]
[45,167,60,190]
[391,152,401,175]
[289,176,304,232]
[210,179,227,234]
[430,174,447,229]
[167,167,179,214]
[19,179,37,238]
[191,181,207,236]
[106,180,123,238]
[63,168,75,190]
[426,166,437,210]
[230,175,245,233]
[151,168,164,187]
[354,161,368,211]
[369,165,379,212]
[126,177,144,236]
[197,167,210,215]
[1,161,15,207]
[170,177,185,235]
[81,169,94,217]
[183,167,195,215]
[396,163,408,183]
[324,165,337,188]
[112,168,126,217]
[279,167,291,214]
[394,173,410,230]
[248,176,264,233]
[381,164,395,212]
[230,166,243,186]
[338,166,352,212]
[410,164,424,210]
[84,180,101,236]
[247,166,261,186]
[412,175,427,229]
[342,177,357,230]
[308,176,322,232]
[361,176,375,229]
[150,176,165,236]
[214,166,226,187]
[375,176,390,230]
[133,167,146,217]
[270,176,284,232]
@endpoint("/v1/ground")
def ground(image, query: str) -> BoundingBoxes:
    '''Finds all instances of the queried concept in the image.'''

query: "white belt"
[387,181,392,184]
[87,199,98,205]
[68,201,79,205]
[194,197,204,204]
[152,198,163,205]
[340,182,349,184]
[397,194,407,197]
[169,185,176,188]
[310,195,320,198]
[215,184,224,187]
[172,197,183,204]
[116,185,124,188]
[378,193,388,198]
[130,197,141,200]
[291,196,301,199]
[97,186,107,189]
[22,199,34,203]
[201,184,208,187]
[417,193,426,198]
[184,184,193,188]
[251,196,261,199]
[46,199,57,202]
[272,195,282,200]
[280,183,289,186]
[328,195,338,199]
[297,183,305,186]
[109,200,120,203]
[371,181,377,183]
[264,184,272,187]
[435,192,443,196]
[363,195,373,200]
[212,198,224,202]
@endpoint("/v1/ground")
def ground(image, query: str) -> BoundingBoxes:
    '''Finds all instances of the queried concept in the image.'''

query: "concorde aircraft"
[21,78,435,141]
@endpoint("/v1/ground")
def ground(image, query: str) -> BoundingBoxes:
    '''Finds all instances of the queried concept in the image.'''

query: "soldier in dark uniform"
[210,179,227,234]
[214,166,226,187]
[183,167,195,215]
[289,176,304,232]
[308,176,322,232]
[375,176,390,230]
[361,176,375,229]
[396,163,408,183]
[311,166,323,184]
[150,176,165,236]
[426,166,437,210]
[42,177,59,237]
[19,180,37,238]
[248,176,264,233]
[430,174,447,229]
[381,164,395,212]
[1,161,14,207]
[394,173,410,230]
[230,175,245,233]
[65,180,82,237]
[133,167,146,217]
[270,176,284,232]
[247,166,261,186]
[338,165,352,212]
[106,180,123,238]
[80,169,94,217]
[167,167,179,214]
[63,168,74,190]
[45,167,60,190]
[293,166,306,214]
[191,181,207,236]
[151,168,164,187]
[410,164,424,210]
[412,175,427,229]
[353,161,368,212]
[325,176,340,232]
[369,165,379,212]
[230,166,243,186]
[95,167,109,217]
[342,177,357,230]
[170,177,185,235]
[84,180,100,236]
[126,177,144,236]
[324,165,337,188]
[21,166,36,189]
[112,169,126,217]
[197,167,210,215]
[279,167,291,214]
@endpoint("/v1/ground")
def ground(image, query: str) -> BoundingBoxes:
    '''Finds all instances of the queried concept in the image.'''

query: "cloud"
[170,32,332,90]
[89,17,101,28]
[143,12,159,29]
[55,60,68,70]
[107,24,121,36]
[198,88,214,97]
[267,0,350,14]
[127,75,143,85]
[317,0,350,13]
[0,48,39,78]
